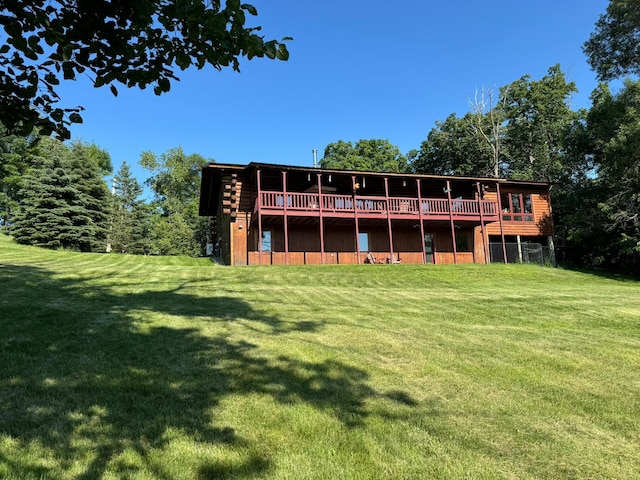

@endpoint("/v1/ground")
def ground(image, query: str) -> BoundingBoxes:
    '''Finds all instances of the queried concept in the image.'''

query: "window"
[261,230,272,251]
[358,232,369,252]
[455,232,471,252]
[501,192,534,222]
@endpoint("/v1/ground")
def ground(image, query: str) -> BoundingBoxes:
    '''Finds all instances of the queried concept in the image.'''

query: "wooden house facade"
[199,162,554,266]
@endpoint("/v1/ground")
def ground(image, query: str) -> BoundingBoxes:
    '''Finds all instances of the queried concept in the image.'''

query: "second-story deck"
[256,191,499,222]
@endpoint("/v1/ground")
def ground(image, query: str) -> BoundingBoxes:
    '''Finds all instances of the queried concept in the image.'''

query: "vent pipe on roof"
[312,149,318,168]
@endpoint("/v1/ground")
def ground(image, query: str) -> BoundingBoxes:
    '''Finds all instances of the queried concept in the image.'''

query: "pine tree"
[11,138,110,251]
[109,162,150,254]
[69,142,111,250]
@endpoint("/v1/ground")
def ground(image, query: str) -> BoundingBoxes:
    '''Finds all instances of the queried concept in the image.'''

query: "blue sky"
[57,0,610,186]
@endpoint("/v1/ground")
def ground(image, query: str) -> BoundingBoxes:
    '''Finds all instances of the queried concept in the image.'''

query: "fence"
[489,242,555,267]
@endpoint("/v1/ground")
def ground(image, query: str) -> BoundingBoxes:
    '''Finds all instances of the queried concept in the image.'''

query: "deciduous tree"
[410,112,499,177]
[501,65,579,182]
[140,147,210,256]
[320,139,408,173]
[583,0,640,81]
[582,80,640,271]
[0,124,35,226]
[0,0,290,139]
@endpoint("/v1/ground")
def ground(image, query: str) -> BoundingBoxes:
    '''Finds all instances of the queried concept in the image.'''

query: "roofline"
[201,162,551,187]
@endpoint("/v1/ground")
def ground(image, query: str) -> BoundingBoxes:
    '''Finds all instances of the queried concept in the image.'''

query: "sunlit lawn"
[1,233,639,479]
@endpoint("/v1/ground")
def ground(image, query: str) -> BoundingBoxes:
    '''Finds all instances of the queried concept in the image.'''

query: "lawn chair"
[386,254,401,264]
[364,252,378,264]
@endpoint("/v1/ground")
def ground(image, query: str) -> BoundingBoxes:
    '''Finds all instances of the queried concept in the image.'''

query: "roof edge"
[201,161,551,186]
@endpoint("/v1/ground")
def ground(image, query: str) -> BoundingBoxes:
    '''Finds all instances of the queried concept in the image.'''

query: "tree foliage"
[577,80,640,270]
[501,65,580,182]
[410,112,499,177]
[0,0,290,139]
[413,65,579,183]
[10,138,110,251]
[140,147,210,256]
[109,161,150,254]
[583,0,640,81]
[320,139,408,173]
[0,124,36,225]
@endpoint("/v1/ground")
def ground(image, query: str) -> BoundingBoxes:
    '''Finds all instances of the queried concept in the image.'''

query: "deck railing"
[258,192,498,218]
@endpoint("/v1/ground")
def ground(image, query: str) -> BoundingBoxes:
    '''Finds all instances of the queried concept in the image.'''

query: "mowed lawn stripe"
[1,234,639,479]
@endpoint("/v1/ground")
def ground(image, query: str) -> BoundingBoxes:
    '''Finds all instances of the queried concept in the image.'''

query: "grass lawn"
[1,233,639,479]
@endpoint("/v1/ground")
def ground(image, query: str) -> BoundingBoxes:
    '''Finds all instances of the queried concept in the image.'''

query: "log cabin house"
[199,162,555,266]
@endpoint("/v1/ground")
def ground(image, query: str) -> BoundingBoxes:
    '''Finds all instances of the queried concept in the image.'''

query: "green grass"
[1,233,639,479]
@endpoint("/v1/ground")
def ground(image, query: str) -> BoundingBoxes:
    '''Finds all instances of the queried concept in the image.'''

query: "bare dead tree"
[467,87,506,178]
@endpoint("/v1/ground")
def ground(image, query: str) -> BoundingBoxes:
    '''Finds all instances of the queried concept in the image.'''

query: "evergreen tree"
[69,141,111,250]
[10,138,110,251]
[109,162,150,254]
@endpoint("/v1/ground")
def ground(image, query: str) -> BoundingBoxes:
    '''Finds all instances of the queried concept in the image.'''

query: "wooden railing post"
[476,182,489,264]
[496,182,508,264]
[416,178,427,264]
[317,173,325,264]
[384,177,394,262]
[352,175,361,263]
[257,168,263,265]
[446,180,458,264]
[282,171,289,265]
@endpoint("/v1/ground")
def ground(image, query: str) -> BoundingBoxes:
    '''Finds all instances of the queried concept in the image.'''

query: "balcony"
[257,192,498,221]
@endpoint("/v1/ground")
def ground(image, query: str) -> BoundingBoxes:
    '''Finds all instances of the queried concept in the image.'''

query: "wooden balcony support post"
[282,170,289,265]
[476,182,489,264]
[257,168,263,265]
[416,178,427,264]
[384,177,394,261]
[317,172,325,264]
[446,180,458,264]
[495,182,508,264]
[352,175,361,263]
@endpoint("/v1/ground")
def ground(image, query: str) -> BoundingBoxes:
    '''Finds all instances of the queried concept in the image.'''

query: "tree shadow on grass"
[0,264,417,479]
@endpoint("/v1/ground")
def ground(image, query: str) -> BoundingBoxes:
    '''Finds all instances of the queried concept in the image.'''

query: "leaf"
[175,52,191,69]
[158,77,171,93]
[110,84,118,97]
[51,109,64,122]
[241,4,258,16]
[44,72,60,85]
[60,44,73,61]
[62,62,75,80]
[276,44,289,61]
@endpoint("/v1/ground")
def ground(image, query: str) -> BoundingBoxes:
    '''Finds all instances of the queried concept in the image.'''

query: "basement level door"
[424,233,434,264]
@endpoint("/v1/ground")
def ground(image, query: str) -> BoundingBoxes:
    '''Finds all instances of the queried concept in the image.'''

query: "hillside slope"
[1,234,639,479]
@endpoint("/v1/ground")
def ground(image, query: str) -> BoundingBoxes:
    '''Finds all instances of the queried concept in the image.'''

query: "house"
[199,162,555,266]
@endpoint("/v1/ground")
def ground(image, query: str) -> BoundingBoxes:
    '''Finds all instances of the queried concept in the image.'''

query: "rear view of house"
[199,162,555,266]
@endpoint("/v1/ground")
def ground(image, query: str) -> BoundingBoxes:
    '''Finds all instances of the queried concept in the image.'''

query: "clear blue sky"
[57,0,610,186]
